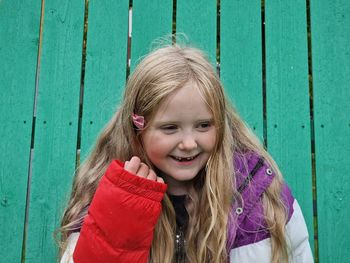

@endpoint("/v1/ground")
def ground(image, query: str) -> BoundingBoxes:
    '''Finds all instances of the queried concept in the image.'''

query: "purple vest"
[230,153,294,249]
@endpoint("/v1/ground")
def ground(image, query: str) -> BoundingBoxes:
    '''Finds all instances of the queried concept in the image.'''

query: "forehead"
[152,82,213,121]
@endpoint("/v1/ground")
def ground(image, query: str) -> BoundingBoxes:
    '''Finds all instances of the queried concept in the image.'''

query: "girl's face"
[141,81,217,195]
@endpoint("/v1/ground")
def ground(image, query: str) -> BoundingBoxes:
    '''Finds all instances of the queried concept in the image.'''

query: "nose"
[178,133,198,151]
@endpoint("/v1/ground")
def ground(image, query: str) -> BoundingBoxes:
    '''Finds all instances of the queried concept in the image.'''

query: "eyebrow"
[153,118,214,126]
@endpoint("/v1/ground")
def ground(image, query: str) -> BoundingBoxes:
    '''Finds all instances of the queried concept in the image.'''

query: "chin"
[167,169,202,181]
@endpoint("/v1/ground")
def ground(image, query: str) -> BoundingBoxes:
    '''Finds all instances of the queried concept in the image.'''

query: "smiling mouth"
[170,154,200,162]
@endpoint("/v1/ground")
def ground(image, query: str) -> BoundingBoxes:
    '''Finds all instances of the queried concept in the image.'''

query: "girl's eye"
[160,125,178,133]
[197,122,212,131]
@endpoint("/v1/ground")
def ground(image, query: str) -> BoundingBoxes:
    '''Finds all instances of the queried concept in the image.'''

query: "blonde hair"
[58,44,288,262]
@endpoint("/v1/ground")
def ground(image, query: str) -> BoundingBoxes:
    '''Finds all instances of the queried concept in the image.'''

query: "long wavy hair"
[58,44,288,262]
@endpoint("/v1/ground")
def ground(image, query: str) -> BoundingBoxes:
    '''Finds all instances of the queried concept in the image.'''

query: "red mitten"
[73,160,167,263]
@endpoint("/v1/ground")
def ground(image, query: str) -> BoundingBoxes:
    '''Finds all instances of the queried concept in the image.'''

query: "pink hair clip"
[132,113,145,129]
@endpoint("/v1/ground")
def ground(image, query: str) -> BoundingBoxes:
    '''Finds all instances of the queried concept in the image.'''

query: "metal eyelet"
[235,207,243,215]
[266,168,273,175]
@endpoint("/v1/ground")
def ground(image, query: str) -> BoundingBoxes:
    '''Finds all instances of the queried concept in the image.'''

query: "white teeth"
[173,155,197,161]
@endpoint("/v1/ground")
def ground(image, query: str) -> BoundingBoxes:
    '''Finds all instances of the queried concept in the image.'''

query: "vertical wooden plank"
[310,0,350,261]
[265,0,314,252]
[80,0,129,159]
[24,1,85,262]
[176,0,217,64]
[220,0,263,140]
[131,0,173,71]
[0,1,41,262]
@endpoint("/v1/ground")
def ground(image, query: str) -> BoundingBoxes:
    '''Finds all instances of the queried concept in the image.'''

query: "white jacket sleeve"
[286,200,314,262]
[60,233,80,263]
[230,199,314,263]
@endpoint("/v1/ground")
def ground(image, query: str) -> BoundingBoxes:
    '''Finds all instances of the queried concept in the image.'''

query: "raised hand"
[124,156,164,183]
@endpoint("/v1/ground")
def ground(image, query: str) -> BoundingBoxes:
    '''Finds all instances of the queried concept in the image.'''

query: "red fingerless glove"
[73,160,167,263]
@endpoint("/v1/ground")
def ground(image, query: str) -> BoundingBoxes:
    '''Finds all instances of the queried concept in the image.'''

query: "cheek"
[204,129,217,151]
[142,132,171,158]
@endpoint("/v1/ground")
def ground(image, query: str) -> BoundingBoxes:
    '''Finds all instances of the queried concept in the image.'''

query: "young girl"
[59,44,313,263]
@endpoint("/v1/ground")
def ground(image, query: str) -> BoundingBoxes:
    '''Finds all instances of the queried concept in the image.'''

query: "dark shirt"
[168,194,188,263]
[168,194,189,229]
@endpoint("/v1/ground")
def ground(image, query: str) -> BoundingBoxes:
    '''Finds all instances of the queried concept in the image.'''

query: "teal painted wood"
[310,0,350,261]
[131,0,173,72]
[24,1,85,262]
[0,1,41,262]
[220,0,264,141]
[176,0,217,65]
[80,0,129,160]
[265,0,314,253]
[6,1,350,261]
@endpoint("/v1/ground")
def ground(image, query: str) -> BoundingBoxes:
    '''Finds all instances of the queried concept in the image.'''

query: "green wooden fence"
[1,1,349,262]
